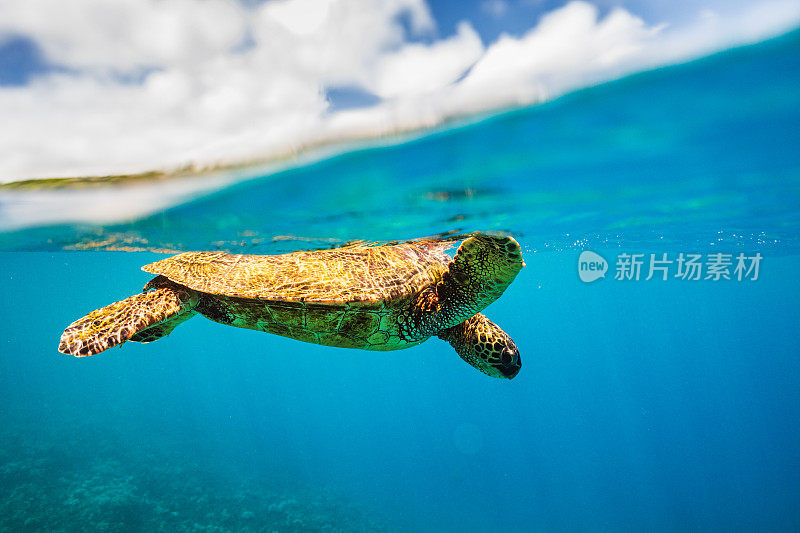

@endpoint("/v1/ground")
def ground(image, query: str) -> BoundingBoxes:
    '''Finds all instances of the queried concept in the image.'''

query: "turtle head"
[434,234,525,331]
[438,313,521,379]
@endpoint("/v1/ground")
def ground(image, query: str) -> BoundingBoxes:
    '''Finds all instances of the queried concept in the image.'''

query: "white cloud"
[0,0,247,72]
[0,0,439,178]
[641,0,800,65]
[371,22,484,99]
[440,2,666,114]
[0,0,798,182]
[251,0,435,87]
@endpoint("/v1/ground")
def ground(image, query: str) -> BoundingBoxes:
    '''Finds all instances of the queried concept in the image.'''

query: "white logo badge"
[578,251,607,283]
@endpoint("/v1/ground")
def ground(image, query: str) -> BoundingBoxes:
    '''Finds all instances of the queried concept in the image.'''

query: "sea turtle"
[59,233,525,379]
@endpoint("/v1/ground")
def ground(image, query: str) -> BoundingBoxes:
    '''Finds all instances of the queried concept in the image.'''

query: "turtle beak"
[496,347,521,379]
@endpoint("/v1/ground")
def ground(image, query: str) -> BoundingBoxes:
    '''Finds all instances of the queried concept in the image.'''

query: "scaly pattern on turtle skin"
[59,282,197,357]
[438,313,521,379]
[128,310,198,343]
[406,233,525,338]
[194,292,426,351]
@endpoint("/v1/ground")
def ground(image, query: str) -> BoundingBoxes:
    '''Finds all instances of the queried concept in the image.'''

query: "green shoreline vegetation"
[0,164,234,191]
[0,170,173,191]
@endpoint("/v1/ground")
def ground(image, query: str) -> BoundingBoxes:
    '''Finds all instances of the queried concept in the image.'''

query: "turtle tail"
[58,277,198,357]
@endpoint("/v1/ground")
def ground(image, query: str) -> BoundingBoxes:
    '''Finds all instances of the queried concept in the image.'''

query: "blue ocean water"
[2,31,800,531]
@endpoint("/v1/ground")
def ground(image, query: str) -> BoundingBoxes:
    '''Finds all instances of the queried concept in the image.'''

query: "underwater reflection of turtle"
[59,233,524,379]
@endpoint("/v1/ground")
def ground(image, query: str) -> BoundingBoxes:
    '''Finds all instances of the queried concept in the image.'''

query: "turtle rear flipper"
[59,283,198,357]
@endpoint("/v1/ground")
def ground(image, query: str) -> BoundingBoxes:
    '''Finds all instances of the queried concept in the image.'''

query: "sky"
[0,0,798,180]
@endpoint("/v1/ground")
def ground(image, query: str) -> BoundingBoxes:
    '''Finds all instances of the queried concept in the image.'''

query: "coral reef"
[0,421,395,532]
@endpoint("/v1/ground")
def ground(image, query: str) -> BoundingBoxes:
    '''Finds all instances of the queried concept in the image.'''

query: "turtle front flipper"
[438,313,521,379]
[129,310,198,343]
[59,278,198,357]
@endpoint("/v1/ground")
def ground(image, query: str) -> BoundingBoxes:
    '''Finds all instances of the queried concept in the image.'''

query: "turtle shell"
[141,240,455,304]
